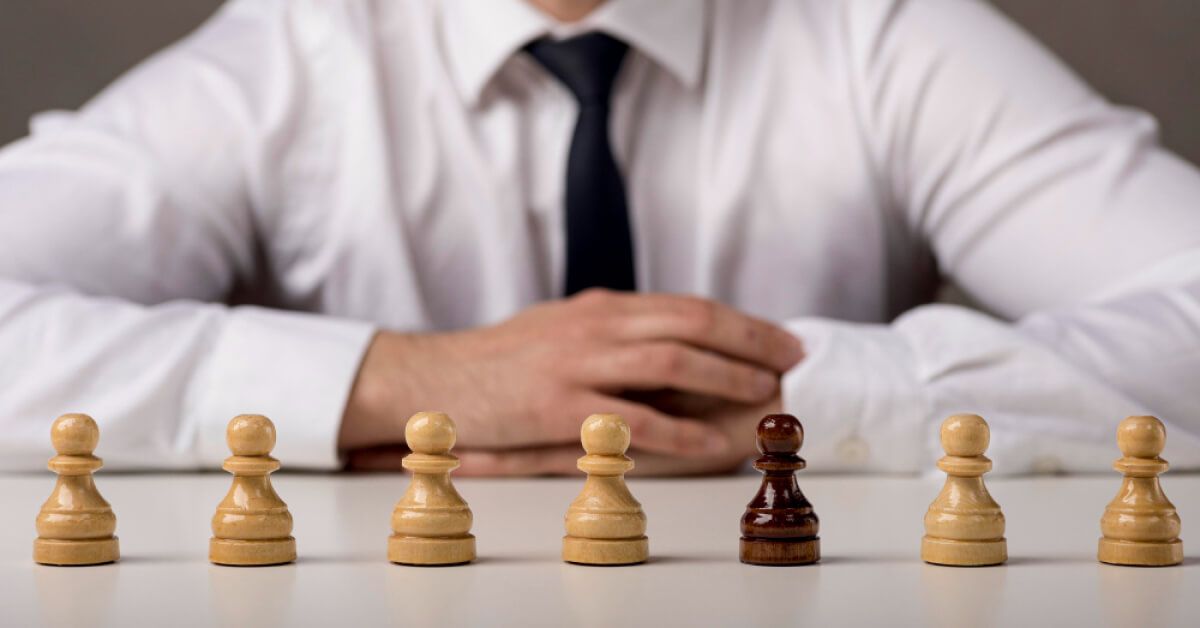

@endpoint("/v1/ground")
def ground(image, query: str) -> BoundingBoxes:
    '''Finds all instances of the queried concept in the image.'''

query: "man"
[2,0,1199,475]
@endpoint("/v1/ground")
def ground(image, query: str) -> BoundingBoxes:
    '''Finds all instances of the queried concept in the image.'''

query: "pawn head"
[941,413,990,457]
[405,411,456,455]
[51,413,99,456]
[581,413,630,456]
[226,414,276,456]
[756,414,803,455]
[1117,415,1165,459]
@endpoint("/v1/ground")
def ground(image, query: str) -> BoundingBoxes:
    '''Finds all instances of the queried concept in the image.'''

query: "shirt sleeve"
[781,0,1200,473]
[0,0,375,471]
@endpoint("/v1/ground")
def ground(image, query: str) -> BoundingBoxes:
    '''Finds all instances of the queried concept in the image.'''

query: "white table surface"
[1,472,1197,627]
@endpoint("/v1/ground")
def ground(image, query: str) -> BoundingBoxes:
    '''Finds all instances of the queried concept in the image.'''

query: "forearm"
[0,279,374,471]
[815,0,1200,474]
[782,280,1200,474]
[338,331,454,452]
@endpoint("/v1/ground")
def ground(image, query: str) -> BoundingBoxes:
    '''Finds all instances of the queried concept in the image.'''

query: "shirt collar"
[440,0,707,106]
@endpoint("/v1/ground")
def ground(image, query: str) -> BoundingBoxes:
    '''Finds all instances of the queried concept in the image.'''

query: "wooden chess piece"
[740,414,820,565]
[389,411,476,565]
[562,413,649,565]
[921,413,1007,566]
[1098,415,1183,566]
[209,414,296,566]
[34,413,120,566]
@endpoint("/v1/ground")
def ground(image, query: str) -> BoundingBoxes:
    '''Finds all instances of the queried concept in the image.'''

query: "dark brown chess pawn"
[739,414,820,565]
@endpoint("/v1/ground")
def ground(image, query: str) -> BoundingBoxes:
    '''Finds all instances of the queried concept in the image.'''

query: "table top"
[1,472,1197,627]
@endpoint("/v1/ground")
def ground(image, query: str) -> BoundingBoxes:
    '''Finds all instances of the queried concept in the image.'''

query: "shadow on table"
[818,555,912,565]
[300,554,562,566]
[643,554,727,566]
[113,554,187,565]
[294,554,379,565]
[1004,556,1095,566]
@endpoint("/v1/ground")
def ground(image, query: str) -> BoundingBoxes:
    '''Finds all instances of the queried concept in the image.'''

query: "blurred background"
[1,0,1198,165]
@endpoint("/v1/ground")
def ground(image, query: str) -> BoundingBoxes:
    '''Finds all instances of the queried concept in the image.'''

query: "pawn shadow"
[293,555,377,565]
[471,555,554,566]
[109,554,189,566]
[819,555,912,566]
[643,555,727,566]
[1005,556,1095,567]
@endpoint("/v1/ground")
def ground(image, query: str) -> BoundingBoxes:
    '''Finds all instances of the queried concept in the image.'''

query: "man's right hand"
[338,289,804,459]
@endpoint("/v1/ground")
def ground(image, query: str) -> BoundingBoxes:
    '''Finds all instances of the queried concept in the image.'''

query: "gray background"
[1,0,1198,165]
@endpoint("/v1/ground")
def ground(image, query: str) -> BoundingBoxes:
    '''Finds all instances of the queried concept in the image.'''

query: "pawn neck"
[578,453,634,476]
[753,453,805,474]
[223,455,280,476]
[48,454,103,476]
[403,453,460,475]
[1114,455,1168,478]
[937,454,992,477]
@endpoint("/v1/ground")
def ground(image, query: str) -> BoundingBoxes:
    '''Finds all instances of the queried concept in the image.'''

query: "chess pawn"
[740,414,820,565]
[389,412,476,565]
[209,414,296,566]
[921,414,1007,566]
[1098,415,1183,566]
[562,413,649,565]
[34,414,120,565]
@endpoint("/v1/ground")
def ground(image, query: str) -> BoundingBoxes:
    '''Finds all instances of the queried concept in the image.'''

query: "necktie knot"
[525,32,629,107]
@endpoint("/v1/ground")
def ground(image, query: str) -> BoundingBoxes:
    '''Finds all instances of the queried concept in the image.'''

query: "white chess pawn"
[34,413,120,565]
[921,414,1007,566]
[209,414,296,566]
[1098,415,1183,566]
[389,412,476,565]
[562,413,648,565]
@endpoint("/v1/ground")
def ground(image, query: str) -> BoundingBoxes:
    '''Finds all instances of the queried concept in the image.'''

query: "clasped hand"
[339,289,803,475]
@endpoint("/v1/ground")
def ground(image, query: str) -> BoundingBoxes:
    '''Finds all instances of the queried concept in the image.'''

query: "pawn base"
[1098,537,1183,567]
[740,537,820,566]
[562,535,648,565]
[34,536,120,566]
[389,534,476,566]
[210,536,296,566]
[922,536,1007,567]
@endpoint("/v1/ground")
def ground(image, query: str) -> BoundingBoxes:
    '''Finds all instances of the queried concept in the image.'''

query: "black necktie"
[525,33,636,295]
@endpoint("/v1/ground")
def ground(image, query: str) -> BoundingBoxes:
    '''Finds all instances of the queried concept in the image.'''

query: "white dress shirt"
[2,0,1200,473]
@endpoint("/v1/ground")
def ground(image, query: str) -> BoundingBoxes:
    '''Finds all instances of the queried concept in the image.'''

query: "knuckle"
[574,316,615,342]
[574,288,614,308]
[755,327,784,361]
[623,412,653,443]
[725,365,754,396]
[646,344,687,379]
[744,321,764,347]
[672,423,696,453]
[680,299,718,336]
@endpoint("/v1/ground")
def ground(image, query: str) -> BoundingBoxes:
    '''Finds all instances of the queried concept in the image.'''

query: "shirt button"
[836,435,869,465]
[1031,455,1063,474]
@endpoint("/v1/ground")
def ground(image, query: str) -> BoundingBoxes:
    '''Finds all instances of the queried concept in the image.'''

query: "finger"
[457,446,581,477]
[625,448,751,477]
[344,445,409,471]
[571,394,730,458]
[622,390,727,416]
[600,293,804,372]
[580,342,778,403]
[456,443,750,477]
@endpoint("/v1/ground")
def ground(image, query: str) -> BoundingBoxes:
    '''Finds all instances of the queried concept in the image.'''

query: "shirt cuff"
[781,318,931,472]
[188,306,376,470]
